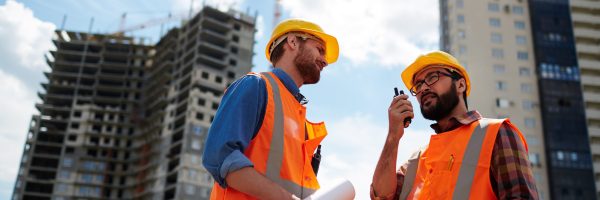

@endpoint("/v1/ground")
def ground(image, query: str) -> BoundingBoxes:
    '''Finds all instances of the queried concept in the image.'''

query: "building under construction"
[11,6,256,200]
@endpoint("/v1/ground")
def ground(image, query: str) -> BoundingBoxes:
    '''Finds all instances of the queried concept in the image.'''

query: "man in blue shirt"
[202,19,339,200]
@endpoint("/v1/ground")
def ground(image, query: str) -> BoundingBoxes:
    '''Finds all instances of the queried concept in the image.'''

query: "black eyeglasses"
[409,71,457,96]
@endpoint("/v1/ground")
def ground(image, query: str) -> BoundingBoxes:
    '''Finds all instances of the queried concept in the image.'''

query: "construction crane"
[112,12,184,37]
[273,0,282,28]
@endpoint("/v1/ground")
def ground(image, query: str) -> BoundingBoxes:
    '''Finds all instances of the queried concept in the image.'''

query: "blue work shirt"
[202,68,305,188]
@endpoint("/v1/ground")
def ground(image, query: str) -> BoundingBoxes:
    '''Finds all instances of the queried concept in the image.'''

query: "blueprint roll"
[304,179,355,200]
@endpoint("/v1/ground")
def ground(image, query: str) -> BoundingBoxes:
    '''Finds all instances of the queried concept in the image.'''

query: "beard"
[420,83,460,121]
[294,44,321,84]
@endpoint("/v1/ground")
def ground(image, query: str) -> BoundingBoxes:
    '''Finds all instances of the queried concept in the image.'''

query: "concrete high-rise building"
[571,0,600,196]
[441,0,596,199]
[11,6,256,200]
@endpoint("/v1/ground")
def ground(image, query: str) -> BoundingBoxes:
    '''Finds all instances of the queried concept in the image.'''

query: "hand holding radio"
[389,87,414,135]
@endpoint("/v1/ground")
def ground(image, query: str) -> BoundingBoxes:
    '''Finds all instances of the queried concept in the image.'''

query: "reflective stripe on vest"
[399,151,421,200]
[262,73,316,198]
[452,119,491,200]
[399,118,493,200]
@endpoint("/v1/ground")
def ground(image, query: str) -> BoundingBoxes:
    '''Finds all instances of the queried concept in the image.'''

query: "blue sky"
[0,0,440,199]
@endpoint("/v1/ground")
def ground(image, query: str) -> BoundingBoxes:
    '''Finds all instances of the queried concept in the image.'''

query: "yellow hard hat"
[265,19,339,64]
[401,51,471,96]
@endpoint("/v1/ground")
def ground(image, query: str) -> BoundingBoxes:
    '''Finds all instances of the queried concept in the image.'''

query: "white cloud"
[280,0,439,68]
[0,1,54,197]
[254,15,265,40]
[318,113,431,199]
[0,0,55,71]
[0,69,37,196]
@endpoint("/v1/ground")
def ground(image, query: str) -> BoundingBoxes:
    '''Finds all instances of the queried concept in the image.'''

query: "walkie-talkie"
[394,87,412,128]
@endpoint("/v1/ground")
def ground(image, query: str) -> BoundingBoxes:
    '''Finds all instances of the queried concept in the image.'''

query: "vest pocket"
[427,161,453,200]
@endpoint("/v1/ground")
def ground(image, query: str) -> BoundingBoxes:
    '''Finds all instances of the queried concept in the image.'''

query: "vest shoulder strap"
[398,147,425,200]
[452,118,503,200]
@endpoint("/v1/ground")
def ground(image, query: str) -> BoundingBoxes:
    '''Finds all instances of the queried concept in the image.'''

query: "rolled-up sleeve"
[202,74,266,188]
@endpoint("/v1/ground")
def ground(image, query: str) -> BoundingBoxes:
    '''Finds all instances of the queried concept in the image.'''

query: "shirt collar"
[430,110,482,133]
[272,68,306,104]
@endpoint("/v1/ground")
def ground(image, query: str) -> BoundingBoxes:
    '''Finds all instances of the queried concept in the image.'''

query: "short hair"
[445,69,468,109]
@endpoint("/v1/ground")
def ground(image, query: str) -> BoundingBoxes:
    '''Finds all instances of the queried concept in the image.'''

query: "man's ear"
[285,34,299,51]
[456,78,467,93]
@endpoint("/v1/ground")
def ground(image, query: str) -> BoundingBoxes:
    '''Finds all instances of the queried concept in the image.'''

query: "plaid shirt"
[371,111,539,199]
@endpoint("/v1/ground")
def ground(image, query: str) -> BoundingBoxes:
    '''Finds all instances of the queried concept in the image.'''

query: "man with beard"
[203,19,338,200]
[371,51,539,199]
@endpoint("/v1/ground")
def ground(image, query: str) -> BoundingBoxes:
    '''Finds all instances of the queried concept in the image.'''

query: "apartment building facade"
[441,0,596,199]
[12,6,255,200]
[571,0,600,196]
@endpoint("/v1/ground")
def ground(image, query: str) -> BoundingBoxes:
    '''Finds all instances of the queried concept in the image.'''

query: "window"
[56,183,68,193]
[488,3,500,12]
[201,71,209,79]
[459,45,467,55]
[493,65,506,74]
[82,161,105,171]
[232,35,239,42]
[189,169,197,180]
[492,48,504,59]
[571,152,578,161]
[192,140,201,150]
[192,126,203,135]
[526,136,540,146]
[557,151,565,160]
[496,98,511,108]
[212,102,219,110]
[516,35,527,45]
[457,15,465,23]
[529,153,540,166]
[519,67,531,76]
[457,0,464,8]
[458,30,466,39]
[59,170,71,179]
[198,98,205,106]
[215,76,223,83]
[489,18,501,27]
[186,184,195,195]
[517,51,529,60]
[496,81,507,91]
[525,118,536,128]
[191,155,201,164]
[523,100,534,110]
[512,6,524,15]
[514,21,525,29]
[62,158,73,167]
[81,174,93,183]
[491,33,502,43]
[196,113,204,120]
[521,83,532,93]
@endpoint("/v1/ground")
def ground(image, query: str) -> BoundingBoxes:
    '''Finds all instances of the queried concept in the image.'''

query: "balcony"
[579,59,600,71]
[574,27,600,40]
[196,54,226,69]
[572,13,600,27]
[572,0,600,10]
[576,43,600,55]
[202,17,231,35]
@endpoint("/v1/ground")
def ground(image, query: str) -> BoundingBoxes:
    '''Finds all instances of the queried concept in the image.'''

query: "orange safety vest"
[398,118,528,200]
[210,72,327,199]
